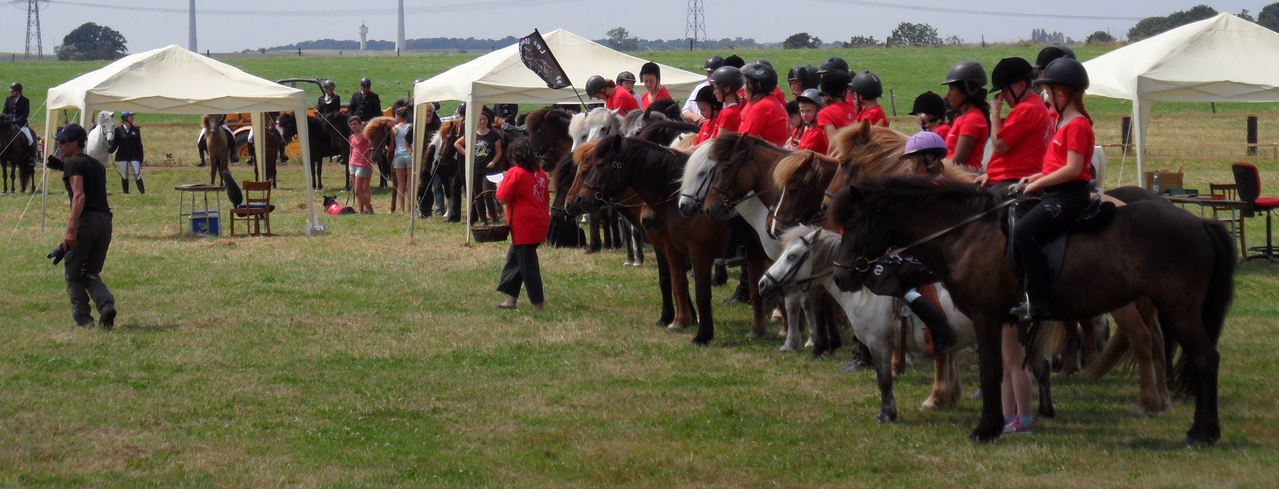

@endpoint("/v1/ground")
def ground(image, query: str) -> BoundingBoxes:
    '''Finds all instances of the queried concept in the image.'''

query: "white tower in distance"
[359,22,369,51]
[188,0,197,52]
[396,0,406,52]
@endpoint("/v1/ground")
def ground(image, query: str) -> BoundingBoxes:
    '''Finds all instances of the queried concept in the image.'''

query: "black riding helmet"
[941,60,986,95]
[990,57,1036,92]
[800,64,820,89]
[322,79,335,91]
[741,63,778,95]
[359,77,371,89]
[723,55,745,69]
[1033,58,1089,91]
[9,82,21,92]
[787,66,804,82]
[695,85,721,107]
[617,71,636,83]
[640,61,661,80]
[818,56,849,74]
[850,70,883,99]
[704,54,725,72]
[909,91,947,118]
[796,88,824,107]
[785,99,800,116]
[585,75,607,96]
[820,69,851,98]
[456,101,467,116]
[1034,42,1076,69]
[710,66,743,92]
[754,59,773,69]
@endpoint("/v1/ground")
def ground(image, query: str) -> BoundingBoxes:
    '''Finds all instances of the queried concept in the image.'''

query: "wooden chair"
[1207,183,1245,258]
[229,181,274,236]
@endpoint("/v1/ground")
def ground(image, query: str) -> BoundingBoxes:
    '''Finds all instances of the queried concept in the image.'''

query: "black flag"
[519,29,571,89]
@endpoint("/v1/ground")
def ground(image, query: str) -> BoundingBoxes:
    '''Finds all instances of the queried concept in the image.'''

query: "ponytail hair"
[605,79,618,90]
[964,82,991,127]
[1069,90,1093,127]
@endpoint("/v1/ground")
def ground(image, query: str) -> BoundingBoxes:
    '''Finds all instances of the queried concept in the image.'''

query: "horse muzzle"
[758,277,783,300]
[677,197,700,218]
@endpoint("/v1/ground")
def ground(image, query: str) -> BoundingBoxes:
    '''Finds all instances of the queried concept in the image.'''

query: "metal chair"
[1232,163,1279,263]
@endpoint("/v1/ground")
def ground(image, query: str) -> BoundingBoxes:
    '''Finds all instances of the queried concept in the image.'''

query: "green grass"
[0,154,1276,486]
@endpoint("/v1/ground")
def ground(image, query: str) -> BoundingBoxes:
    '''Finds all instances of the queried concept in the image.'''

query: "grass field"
[2,48,1278,486]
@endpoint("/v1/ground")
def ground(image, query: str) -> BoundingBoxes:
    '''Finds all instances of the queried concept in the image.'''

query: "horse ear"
[806,227,822,243]
[858,120,872,146]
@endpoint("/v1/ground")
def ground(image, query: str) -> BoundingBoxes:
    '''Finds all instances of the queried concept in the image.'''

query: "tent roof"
[1084,13,1279,102]
[414,29,706,105]
[46,44,306,114]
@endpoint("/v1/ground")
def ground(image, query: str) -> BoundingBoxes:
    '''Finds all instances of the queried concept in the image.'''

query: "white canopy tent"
[42,44,320,235]
[1083,13,1279,178]
[410,29,706,243]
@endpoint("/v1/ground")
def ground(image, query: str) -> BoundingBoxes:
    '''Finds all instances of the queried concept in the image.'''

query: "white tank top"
[394,123,411,156]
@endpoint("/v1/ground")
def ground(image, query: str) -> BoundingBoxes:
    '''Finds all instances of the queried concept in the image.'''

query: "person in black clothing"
[4,82,38,164]
[349,77,382,122]
[52,124,117,329]
[317,79,341,115]
[107,111,145,194]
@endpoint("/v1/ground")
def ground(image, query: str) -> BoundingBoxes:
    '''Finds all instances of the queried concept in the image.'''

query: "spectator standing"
[53,124,118,329]
[494,139,550,312]
[107,111,145,194]
[391,107,413,213]
[454,107,503,225]
[347,117,375,214]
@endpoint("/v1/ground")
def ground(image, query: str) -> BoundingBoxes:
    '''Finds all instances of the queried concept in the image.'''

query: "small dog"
[323,195,356,215]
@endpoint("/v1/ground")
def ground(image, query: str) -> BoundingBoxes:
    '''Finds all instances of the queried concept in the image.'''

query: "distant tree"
[783,32,821,49]
[843,35,882,48]
[1238,9,1255,22]
[1259,3,1279,32]
[886,22,941,47]
[55,22,127,61]
[944,35,964,46]
[605,27,638,51]
[1128,5,1217,41]
[1030,28,1065,43]
[1085,30,1117,45]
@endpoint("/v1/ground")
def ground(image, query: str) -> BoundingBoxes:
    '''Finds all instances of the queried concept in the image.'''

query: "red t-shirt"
[496,165,551,245]
[858,105,889,127]
[987,96,1052,183]
[1043,117,1094,184]
[796,126,829,155]
[694,118,716,145]
[715,103,743,135]
[606,88,641,115]
[817,101,857,130]
[946,108,989,170]
[771,87,787,106]
[739,97,789,146]
[641,87,672,109]
[932,124,951,140]
[349,134,371,168]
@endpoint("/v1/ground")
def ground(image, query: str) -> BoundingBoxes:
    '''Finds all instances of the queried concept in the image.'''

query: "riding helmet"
[741,63,778,94]
[850,70,883,99]
[710,66,743,91]
[359,77,372,89]
[1034,42,1076,69]
[120,111,134,119]
[1033,58,1089,91]
[796,88,824,108]
[801,64,821,90]
[903,131,948,157]
[704,54,725,72]
[787,66,804,82]
[585,75,607,97]
[941,60,987,94]
[817,56,849,75]
[785,99,800,116]
[753,59,773,69]
[9,82,21,92]
[694,85,721,107]
[322,79,336,91]
[639,61,661,79]
[456,101,467,116]
[723,54,746,69]
[819,69,851,98]
[990,57,1036,92]
[909,91,947,118]
[617,71,636,83]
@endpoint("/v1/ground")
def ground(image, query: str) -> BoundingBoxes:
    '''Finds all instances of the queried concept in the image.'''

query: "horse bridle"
[834,195,1023,274]
[708,157,773,212]
[767,186,832,240]
[762,235,833,291]
[680,164,716,209]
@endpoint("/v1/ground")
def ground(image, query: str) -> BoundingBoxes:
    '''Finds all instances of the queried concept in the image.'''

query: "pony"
[830,177,1235,445]
[277,111,349,190]
[85,111,115,169]
[0,114,38,194]
[525,107,575,171]
[202,114,230,186]
[570,107,622,150]
[760,226,976,418]
[243,114,284,187]
[636,120,700,149]
[363,116,401,207]
[621,98,682,138]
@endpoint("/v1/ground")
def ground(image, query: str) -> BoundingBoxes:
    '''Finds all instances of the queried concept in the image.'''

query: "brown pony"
[363,116,400,208]
[203,114,229,186]
[248,113,284,188]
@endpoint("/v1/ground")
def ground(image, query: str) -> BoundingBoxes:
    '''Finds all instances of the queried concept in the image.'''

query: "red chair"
[1232,162,1279,263]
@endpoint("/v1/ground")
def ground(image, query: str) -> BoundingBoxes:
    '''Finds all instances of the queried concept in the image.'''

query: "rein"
[763,235,834,291]
[837,195,1023,273]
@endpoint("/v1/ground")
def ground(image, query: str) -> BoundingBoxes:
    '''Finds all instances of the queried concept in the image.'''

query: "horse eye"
[788,254,797,261]
[697,171,705,177]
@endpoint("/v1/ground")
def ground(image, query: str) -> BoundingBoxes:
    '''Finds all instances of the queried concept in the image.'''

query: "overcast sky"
[1,0,1262,54]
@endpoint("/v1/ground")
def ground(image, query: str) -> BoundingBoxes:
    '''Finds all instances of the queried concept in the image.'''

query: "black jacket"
[3,94,30,127]
[348,90,382,122]
[108,124,144,162]
[317,92,341,115]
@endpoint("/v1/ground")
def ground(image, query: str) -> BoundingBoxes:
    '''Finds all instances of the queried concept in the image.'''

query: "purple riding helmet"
[903,131,948,157]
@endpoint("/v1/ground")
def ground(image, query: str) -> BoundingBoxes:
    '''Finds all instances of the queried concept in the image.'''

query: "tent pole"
[40,108,56,233]
[251,113,266,184]
[409,102,428,239]
[1133,97,1152,187]
[296,104,319,235]
[465,93,478,246]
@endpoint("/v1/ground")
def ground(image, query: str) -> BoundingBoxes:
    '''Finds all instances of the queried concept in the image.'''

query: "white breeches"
[118,160,141,180]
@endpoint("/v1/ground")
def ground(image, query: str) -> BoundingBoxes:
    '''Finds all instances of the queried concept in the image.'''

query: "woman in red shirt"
[638,62,672,109]
[851,71,889,127]
[495,138,551,312]
[790,89,828,154]
[940,60,990,170]
[1010,58,1094,322]
[981,57,1052,191]
[585,75,640,115]
[738,63,789,146]
[816,70,857,143]
[346,116,375,214]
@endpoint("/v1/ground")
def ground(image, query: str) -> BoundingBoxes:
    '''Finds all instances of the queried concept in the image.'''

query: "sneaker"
[1003,419,1020,434]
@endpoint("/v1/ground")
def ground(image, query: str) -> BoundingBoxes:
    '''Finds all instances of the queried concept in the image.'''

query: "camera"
[48,242,67,265]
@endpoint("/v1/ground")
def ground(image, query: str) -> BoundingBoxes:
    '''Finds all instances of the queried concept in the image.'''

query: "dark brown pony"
[278,111,349,190]
[830,177,1235,445]
[0,114,37,194]
[248,113,284,188]
[525,107,575,171]
[203,114,230,186]
[577,135,770,345]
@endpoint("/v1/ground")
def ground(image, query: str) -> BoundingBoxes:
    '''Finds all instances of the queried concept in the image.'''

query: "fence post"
[889,89,896,117]
[1121,116,1132,151]
[1248,116,1258,156]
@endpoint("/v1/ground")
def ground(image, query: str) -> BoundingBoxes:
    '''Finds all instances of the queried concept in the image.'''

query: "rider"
[707,66,744,140]
[692,85,722,146]
[616,71,637,95]
[585,75,640,116]
[978,57,1052,192]
[1033,43,1076,126]
[851,71,889,127]
[107,111,145,195]
[682,54,723,124]
[909,91,951,139]
[349,77,382,122]
[940,60,990,170]
[1010,58,1095,319]
[737,63,789,146]
[791,89,828,155]
[4,82,38,165]
[638,62,671,109]
[317,79,341,115]
[786,65,820,98]
[816,70,856,144]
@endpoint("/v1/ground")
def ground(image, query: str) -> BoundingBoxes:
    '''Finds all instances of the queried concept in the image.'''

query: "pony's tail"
[1170,221,1235,397]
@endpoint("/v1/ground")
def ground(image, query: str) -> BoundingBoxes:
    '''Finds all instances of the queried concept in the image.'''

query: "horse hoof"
[968,430,1001,444]
[666,323,688,332]
[919,399,940,412]
[690,338,710,347]
[780,343,797,352]
[875,411,897,423]
[745,331,765,340]
[1183,436,1215,448]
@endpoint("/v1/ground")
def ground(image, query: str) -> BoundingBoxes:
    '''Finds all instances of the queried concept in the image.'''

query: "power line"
[46,0,590,17]
[809,0,1145,21]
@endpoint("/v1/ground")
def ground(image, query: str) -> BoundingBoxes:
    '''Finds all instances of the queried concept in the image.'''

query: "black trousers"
[64,212,115,326]
[1013,180,1091,300]
[496,243,544,304]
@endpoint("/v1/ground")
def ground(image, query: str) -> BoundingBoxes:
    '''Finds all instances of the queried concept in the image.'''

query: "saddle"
[1004,193,1117,281]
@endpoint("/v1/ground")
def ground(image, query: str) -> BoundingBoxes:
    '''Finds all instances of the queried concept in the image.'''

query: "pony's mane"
[596,135,688,192]
[831,176,997,229]
[526,107,571,135]
[646,98,681,120]
[584,107,620,130]
[363,116,398,144]
[681,141,717,188]
[637,120,699,146]
[200,114,218,130]
[709,133,787,169]
[0,113,12,132]
[621,109,646,136]
[781,225,843,273]
[568,112,587,140]
[772,150,838,188]
[832,121,910,177]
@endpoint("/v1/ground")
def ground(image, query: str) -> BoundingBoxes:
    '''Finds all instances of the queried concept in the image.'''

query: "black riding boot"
[135,178,145,195]
[907,290,958,356]
[121,178,129,194]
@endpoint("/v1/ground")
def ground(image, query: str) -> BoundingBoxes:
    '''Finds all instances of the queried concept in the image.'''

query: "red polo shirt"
[987,96,1052,183]
[606,88,640,115]
[946,108,989,170]
[641,87,671,109]
[1043,117,1094,184]
[740,97,789,146]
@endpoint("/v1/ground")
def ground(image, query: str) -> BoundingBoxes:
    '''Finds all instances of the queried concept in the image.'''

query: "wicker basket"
[470,190,510,243]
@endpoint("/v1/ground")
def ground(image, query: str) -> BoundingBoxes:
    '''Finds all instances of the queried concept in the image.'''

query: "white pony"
[570,108,622,150]
[85,111,115,168]
[761,226,976,421]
